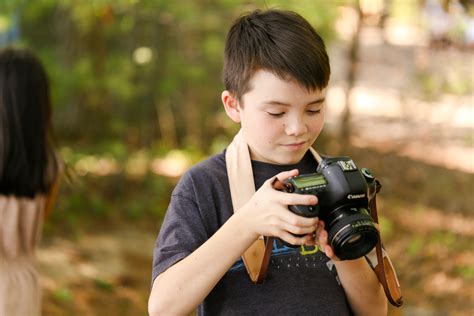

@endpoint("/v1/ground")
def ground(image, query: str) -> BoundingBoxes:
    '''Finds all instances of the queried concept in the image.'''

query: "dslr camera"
[284,156,379,260]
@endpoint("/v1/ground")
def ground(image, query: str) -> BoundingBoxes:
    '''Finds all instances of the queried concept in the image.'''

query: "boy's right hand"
[239,169,319,246]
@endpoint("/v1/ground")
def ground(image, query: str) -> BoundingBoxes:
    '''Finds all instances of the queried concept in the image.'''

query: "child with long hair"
[0,47,60,316]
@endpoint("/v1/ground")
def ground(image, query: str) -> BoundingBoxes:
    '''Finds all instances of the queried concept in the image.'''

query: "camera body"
[284,156,379,260]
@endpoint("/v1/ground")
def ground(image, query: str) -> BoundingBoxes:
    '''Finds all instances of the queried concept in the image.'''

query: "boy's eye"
[267,112,285,117]
[307,109,321,115]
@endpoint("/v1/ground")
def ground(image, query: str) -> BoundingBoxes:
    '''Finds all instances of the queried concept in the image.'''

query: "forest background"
[1,0,473,315]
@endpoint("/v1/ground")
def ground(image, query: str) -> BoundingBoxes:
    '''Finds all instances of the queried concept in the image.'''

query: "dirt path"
[39,228,155,316]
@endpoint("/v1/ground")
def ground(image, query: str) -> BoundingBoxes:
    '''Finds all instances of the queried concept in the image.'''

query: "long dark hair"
[0,47,58,198]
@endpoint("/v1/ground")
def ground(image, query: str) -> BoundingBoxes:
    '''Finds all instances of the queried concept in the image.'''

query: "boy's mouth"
[282,141,307,150]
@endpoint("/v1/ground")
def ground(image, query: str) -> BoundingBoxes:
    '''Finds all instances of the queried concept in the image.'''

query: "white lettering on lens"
[347,194,366,199]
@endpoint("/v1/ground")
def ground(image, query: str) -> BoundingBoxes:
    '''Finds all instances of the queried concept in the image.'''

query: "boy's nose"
[285,118,308,136]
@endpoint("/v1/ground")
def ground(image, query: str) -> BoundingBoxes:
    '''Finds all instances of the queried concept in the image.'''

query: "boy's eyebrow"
[263,98,325,106]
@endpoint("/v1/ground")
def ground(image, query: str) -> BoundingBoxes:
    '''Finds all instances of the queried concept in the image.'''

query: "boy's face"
[223,69,326,165]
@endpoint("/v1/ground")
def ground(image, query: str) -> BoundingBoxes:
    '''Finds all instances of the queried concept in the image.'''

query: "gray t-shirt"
[152,150,353,315]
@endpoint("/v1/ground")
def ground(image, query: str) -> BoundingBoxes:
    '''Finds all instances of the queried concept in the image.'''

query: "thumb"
[267,169,299,190]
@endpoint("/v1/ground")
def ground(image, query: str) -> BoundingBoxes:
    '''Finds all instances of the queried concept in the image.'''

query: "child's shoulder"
[187,150,226,178]
[176,150,228,192]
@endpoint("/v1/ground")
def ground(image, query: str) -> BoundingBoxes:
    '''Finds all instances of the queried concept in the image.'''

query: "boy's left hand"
[311,222,381,261]
[307,220,341,261]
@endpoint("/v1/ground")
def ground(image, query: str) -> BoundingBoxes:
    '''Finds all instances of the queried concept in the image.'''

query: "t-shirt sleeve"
[151,174,210,284]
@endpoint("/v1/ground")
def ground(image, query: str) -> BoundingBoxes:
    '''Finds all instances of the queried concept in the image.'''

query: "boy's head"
[223,9,330,102]
[222,10,330,165]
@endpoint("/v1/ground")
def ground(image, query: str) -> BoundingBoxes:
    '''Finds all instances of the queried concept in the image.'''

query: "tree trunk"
[341,1,363,146]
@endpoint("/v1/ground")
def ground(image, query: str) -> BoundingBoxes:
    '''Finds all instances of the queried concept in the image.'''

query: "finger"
[281,221,317,236]
[271,177,287,191]
[278,191,318,206]
[264,169,300,189]
[319,220,325,230]
[279,231,312,246]
[305,233,317,246]
[323,245,341,261]
[271,208,319,230]
[275,169,299,182]
[279,210,319,228]
[315,221,324,241]
[319,228,329,247]
[323,245,334,257]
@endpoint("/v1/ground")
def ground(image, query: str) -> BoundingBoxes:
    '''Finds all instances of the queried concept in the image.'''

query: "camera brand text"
[347,194,366,199]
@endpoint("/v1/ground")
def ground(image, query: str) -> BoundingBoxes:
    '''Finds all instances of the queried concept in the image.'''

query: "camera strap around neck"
[225,129,403,307]
[225,129,323,283]
[225,130,273,283]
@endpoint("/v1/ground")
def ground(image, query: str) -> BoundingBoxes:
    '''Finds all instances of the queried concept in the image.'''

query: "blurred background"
[1,0,473,315]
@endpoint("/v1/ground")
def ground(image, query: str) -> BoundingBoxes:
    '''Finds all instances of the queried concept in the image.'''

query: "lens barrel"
[326,207,379,260]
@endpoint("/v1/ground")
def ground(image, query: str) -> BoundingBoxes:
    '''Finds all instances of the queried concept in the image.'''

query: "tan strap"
[225,130,266,282]
[225,130,320,283]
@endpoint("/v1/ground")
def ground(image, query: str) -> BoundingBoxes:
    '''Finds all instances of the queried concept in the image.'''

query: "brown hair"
[223,9,331,101]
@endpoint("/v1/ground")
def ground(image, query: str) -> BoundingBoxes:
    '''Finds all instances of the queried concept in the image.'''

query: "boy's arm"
[148,209,257,315]
[148,169,319,315]
[315,224,387,316]
[334,258,387,316]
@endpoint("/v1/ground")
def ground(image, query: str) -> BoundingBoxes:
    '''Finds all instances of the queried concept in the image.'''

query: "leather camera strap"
[370,181,403,307]
[225,130,322,283]
[226,130,269,283]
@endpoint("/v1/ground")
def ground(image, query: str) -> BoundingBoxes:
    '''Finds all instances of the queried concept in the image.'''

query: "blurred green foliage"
[52,287,73,303]
[2,0,336,151]
[1,0,337,231]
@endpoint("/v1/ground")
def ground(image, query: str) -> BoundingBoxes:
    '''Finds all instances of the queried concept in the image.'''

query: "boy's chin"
[249,147,307,165]
[267,153,306,165]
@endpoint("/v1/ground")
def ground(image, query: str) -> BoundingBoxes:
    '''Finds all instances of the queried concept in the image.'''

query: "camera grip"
[288,204,319,218]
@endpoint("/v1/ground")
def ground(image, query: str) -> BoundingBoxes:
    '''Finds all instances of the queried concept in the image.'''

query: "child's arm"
[315,223,388,316]
[148,169,319,316]
[333,258,387,316]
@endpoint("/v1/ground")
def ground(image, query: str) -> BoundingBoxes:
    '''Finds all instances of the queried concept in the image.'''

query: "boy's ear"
[221,90,241,123]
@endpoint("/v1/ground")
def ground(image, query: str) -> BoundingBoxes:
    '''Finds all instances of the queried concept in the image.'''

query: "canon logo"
[347,194,366,199]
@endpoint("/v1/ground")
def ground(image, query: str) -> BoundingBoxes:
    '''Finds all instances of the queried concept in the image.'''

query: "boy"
[148,9,387,315]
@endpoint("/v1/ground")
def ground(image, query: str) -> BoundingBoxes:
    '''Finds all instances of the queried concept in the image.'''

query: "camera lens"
[347,233,361,244]
[325,207,378,260]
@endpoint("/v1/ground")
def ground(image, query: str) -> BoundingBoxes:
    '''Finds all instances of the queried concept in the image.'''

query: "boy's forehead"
[243,69,326,101]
